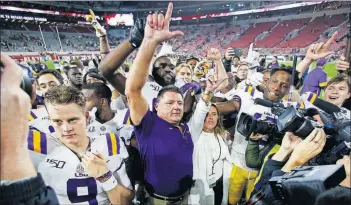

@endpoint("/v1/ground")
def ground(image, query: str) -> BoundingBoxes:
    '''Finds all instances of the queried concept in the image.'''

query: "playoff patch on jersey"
[105,133,120,156]
[27,130,47,154]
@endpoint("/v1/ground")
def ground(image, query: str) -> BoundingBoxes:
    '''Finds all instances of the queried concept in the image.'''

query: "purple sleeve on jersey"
[27,131,47,154]
[105,133,121,156]
[233,95,242,112]
[123,109,130,124]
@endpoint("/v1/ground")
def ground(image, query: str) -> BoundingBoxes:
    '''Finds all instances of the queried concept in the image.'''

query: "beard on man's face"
[152,67,176,86]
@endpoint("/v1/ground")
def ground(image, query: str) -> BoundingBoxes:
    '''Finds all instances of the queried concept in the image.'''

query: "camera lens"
[18,64,34,97]
[250,120,277,135]
[293,118,315,139]
[20,72,33,97]
[244,116,253,133]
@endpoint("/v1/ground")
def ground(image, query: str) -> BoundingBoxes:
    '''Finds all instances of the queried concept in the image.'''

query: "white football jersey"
[301,92,351,119]
[28,131,132,205]
[110,96,127,111]
[221,82,250,101]
[231,86,304,171]
[87,109,134,145]
[29,107,56,134]
[301,92,320,109]
[142,81,162,111]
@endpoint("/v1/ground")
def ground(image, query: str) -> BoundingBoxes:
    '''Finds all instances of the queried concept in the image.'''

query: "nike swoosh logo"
[116,127,124,131]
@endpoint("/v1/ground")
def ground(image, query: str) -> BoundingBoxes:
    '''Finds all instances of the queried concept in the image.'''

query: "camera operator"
[215,66,301,204]
[252,129,326,205]
[0,54,59,205]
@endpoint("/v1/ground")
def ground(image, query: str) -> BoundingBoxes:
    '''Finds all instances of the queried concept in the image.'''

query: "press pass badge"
[208,174,217,188]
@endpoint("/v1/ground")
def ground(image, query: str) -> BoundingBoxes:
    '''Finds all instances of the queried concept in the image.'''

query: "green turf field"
[278,61,339,99]
[278,61,338,79]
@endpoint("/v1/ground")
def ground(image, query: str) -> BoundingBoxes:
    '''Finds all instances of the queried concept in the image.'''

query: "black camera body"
[237,99,319,141]
[0,61,33,97]
[269,164,346,205]
[18,64,34,97]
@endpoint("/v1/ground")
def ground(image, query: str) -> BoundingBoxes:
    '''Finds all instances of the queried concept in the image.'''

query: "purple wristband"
[96,170,112,183]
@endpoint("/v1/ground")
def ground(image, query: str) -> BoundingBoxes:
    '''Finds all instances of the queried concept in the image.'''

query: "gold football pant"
[228,164,258,205]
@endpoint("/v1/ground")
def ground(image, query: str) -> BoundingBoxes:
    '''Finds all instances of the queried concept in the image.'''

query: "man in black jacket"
[0,54,59,205]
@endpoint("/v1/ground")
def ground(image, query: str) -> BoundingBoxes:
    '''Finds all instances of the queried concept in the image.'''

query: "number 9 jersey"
[28,131,132,205]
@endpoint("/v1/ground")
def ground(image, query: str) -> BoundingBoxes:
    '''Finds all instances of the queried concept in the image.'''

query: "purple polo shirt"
[267,62,279,70]
[134,110,194,197]
[300,67,327,96]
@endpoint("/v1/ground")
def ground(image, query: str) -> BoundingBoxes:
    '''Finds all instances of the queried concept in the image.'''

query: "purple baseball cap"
[316,58,327,67]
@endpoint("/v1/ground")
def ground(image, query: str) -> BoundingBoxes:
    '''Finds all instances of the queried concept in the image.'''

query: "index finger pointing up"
[89,9,95,18]
[325,31,338,48]
[164,2,173,28]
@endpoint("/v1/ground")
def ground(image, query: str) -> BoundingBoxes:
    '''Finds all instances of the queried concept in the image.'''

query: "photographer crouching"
[244,129,350,205]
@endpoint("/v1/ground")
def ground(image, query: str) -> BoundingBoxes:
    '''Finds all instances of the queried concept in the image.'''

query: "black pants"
[213,176,223,205]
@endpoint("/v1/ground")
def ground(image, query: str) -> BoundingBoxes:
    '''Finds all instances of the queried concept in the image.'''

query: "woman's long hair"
[208,105,226,137]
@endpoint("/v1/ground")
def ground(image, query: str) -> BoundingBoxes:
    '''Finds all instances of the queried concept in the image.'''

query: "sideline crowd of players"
[1,2,350,205]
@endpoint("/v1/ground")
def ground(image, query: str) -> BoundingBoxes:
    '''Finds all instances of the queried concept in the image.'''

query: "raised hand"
[224,47,235,60]
[336,60,350,72]
[207,48,222,61]
[205,75,229,93]
[144,3,184,44]
[86,9,106,37]
[305,31,338,60]
[130,18,146,48]
[282,129,326,172]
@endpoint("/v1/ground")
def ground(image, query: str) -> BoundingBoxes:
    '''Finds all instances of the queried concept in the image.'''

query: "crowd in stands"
[1,10,349,55]
[1,2,351,205]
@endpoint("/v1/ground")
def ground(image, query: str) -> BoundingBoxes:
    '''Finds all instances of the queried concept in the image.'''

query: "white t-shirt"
[28,131,132,205]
